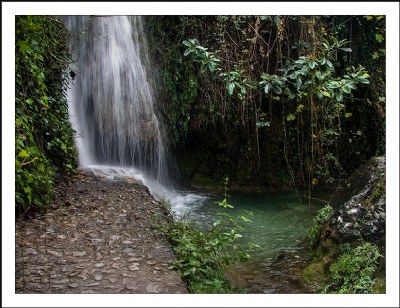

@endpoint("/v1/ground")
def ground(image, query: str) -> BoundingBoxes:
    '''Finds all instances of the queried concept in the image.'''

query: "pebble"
[109,277,118,283]
[95,263,105,268]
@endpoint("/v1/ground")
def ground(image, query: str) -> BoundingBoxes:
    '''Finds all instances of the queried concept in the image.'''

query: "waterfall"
[66,16,171,194]
[65,15,205,209]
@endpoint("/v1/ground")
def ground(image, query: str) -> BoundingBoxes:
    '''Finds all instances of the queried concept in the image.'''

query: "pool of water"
[172,190,324,293]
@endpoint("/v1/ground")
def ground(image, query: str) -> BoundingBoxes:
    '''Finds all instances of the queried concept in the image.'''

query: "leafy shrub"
[157,178,257,293]
[15,16,77,211]
[323,242,382,293]
[308,204,333,248]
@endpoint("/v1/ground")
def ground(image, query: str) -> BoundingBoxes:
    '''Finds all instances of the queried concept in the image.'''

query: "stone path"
[15,171,188,294]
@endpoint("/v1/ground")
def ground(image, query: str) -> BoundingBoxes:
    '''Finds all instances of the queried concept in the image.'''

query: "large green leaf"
[320,89,331,97]
[226,82,235,95]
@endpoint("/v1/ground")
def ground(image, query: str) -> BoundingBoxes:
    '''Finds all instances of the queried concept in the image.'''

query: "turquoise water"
[174,190,324,293]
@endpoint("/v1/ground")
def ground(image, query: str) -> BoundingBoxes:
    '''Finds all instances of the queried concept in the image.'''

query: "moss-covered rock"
[303,261,329,292]
[303,156,386,294]
[372,277,386,293]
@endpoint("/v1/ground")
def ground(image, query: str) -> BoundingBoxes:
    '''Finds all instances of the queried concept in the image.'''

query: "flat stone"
[72,251,86,257]
[122,247,135,254]
[129,263,140,271]
[16,256,30,263]
[103,284,122,289]
[57,234,67,240]
[128,257,141,262]
[122,240,134,245]
[24,248,38,255]
[111,257,120,261]
[145,283,159,293]
[126,282,138,290]
[69,283,79,288]
[85,282,100,287]
[91,238,104,244]
[47,250,63,258]
[112,263,120,269]
[146,260,157,265]
[95,263,105,268]
[94,274,103,281]
[52,278,69,284]
[68,271,81,277]
[109,277,118,283]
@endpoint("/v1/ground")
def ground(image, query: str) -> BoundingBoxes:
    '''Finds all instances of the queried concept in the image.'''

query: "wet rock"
[329,156,385,246]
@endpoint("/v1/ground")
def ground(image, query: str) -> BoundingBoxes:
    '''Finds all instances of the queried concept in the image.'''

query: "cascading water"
[66,15,204,207]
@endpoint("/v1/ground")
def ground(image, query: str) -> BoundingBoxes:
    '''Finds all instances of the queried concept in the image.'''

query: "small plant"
[323,242,382,293]
[157,178,257,293]
[308,204,333,248]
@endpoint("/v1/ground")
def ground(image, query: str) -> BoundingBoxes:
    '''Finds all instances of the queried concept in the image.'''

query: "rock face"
[329,156,385,246]
[303,156,386,292]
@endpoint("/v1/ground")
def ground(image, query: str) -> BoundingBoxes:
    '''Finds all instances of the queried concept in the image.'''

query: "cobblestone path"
[15,171,188,294]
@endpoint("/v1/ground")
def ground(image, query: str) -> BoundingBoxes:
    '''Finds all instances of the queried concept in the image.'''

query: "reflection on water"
[176,191,324,293]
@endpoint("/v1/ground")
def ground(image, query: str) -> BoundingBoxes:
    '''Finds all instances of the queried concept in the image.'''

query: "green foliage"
[15,16,77,211]
[323,242,382,293]
[308,204,333,248]
[183,38,221,73]
[157,178,257,293]
[147,16,385,189]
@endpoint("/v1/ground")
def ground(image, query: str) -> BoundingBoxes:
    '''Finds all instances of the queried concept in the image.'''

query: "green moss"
[303,261,330,291]
[372,277,386,294]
